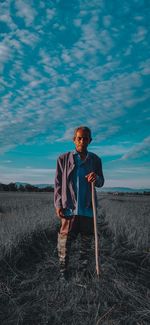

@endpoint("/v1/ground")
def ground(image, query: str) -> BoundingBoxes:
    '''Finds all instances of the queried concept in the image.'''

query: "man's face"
[74,129,91,153]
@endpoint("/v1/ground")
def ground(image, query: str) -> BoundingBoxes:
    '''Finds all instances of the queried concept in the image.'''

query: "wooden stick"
[91,182,100,276]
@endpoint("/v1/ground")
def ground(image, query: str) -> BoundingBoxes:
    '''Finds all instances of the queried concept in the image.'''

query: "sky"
[0,0,150,189]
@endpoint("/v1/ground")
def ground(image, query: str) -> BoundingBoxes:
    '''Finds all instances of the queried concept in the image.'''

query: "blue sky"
[0,0,150,188]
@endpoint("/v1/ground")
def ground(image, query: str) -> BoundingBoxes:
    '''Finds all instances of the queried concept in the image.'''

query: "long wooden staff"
[91,182,100,276]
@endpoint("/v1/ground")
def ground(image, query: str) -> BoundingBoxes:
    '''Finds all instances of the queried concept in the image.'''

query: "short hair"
[73,126,92,140]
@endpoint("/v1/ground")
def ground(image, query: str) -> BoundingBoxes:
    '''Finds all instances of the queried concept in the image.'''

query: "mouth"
[77,146,87,151]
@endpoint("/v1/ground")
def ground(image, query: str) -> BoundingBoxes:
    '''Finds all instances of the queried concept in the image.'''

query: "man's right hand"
[56,207,65,218]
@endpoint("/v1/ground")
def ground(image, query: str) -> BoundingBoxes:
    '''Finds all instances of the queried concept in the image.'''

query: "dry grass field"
[0,192,150,325]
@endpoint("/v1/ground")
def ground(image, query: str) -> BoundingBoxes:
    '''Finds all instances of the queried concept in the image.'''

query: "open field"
[0,192,150,324]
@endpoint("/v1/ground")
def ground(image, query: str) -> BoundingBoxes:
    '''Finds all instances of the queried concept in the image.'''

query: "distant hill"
[15,182,54,189]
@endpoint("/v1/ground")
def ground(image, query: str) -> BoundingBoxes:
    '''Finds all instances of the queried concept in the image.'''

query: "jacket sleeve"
[94,156,105,188]
[54,157,63,208]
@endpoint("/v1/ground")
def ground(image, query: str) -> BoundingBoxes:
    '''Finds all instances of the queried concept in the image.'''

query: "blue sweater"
[64,150,94,217]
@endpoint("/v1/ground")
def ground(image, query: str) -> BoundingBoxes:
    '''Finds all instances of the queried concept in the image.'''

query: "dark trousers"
[57,216,94,272]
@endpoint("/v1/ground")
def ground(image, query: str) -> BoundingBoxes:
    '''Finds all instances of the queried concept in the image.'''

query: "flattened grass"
[0,192,150,324]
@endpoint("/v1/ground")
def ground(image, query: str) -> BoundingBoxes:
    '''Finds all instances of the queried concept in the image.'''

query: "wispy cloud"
[0,43,10,72]
[121,136,150,160]
[132,26,148,43]
[104,164,150,188]
[15,0,36,26]
[0,166,55,184]
[3,160,12,164]
[104,178,150,189]
[90,144,130,157]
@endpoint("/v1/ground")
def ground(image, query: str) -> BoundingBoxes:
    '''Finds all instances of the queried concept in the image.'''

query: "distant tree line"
[109,191,150,196]
[0,183,54,192]
[0,183,149,195]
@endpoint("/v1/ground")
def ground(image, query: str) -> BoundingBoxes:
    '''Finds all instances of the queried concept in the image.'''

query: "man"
[54,126,104,281]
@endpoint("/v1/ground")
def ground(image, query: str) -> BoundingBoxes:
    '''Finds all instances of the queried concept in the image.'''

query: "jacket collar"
[67,151,75,176]
[72,149,89,157]
[70,149,90,163]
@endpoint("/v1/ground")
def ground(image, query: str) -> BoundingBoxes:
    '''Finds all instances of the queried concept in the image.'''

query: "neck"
[76,150,87,159]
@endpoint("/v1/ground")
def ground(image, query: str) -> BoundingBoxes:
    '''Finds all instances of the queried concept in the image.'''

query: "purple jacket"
[54,151,104,209]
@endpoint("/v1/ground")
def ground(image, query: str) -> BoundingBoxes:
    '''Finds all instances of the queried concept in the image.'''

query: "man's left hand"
[85,172,97,183]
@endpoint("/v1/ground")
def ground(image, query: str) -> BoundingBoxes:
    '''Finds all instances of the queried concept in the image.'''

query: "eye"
[76,137,89,141]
